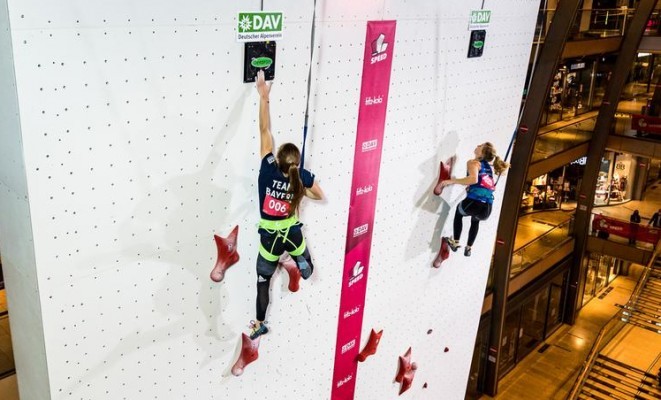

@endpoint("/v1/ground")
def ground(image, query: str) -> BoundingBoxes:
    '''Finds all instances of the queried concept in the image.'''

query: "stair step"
[638,285,661,295]
[597,355,648,376]
[624,319,661,334]
[637,293,661,305]
[592,363,646,389]
[642,283,661,294]
[629,300,661,314]
[583,380,628,400]
[623,307,661,321]
[626,314,661,329]
[584,377,635,400]
[586,371,660,400]
[577,392,603,400]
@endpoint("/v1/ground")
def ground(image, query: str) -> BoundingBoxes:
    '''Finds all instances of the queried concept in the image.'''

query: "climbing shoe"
[464,246,472,257]
[249,321,269,340]
[296,256,312,280]
[446,237,460,252]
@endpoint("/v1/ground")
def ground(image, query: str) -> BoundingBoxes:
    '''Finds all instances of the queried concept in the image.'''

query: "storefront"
[581,253,620,306]
[594,152,635,206]
[521,161,584,213]
[466,266,569,398]
[541,56,617,126]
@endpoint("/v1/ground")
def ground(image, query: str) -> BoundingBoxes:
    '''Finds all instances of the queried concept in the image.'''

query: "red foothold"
[432,156,455,196]
[423,382,428,389]
[395,347,417,395]
[444,347,449,353]
[279,254,301,292]
[432,237,450,268]
[357,329,383,362]
[210,225,240,282]
[231,333,260,376]
[427,329,433,335]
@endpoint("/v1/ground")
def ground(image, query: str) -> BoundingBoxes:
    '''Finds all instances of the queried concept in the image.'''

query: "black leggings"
[255,226,314,322]
[453,198,492,247]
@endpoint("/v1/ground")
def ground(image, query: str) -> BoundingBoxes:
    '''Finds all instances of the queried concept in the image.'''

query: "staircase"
[622,258,661,333]
[569,254,661,400]
[579,354,661,400]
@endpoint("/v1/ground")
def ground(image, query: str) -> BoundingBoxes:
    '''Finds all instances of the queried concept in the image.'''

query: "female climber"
[437,142,509,257]
[249,70,324,340]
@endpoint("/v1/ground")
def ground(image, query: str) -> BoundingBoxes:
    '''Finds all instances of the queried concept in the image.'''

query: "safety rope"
[300,0,318,170]
[495,0,547,186]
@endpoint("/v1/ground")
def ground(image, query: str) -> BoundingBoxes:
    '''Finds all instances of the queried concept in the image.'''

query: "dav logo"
[341,339,356,354]
[370,33,389,64]
[353,224,369,238]
[348,261,365,287]
[362,139,378,152]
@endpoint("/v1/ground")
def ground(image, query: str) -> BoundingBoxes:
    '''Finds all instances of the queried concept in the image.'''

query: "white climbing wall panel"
[0,0,540,399]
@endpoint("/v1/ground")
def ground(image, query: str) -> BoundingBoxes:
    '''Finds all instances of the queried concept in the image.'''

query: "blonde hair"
[480,142,510,175]
[276,143,305,216]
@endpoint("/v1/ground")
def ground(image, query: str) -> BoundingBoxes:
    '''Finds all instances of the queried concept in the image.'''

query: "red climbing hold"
[395,347,417,395]
[231,333,260,377]
[432,236,450,268]
[279,254,301,292]
[210,225,239,282]
[432,156,455,196]
[357,329,383,362]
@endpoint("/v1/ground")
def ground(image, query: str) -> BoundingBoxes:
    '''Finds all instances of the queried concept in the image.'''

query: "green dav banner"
[237,12,284,42]
[468,10,491,30]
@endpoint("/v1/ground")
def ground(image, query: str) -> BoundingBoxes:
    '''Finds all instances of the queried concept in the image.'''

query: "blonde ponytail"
[287,164,306,216]
[493,156,510,175]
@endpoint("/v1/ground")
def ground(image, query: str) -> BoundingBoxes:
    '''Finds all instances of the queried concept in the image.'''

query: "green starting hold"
[251,57,273,68]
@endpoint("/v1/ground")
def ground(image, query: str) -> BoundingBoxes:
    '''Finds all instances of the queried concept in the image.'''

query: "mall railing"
[509,217,574,278]
[532,116,595,162]
[566,239,661,400]
[589,212,661,249]
[537,7,636,42]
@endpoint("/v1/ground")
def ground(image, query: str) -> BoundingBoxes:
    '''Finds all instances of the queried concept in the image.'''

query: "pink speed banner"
[330,20,396,400]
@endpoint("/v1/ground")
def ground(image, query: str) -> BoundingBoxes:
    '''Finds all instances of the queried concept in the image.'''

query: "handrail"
[515,218,573,254]
[566,238,661,399]
[636,351,661,398]
[510,217,573,278]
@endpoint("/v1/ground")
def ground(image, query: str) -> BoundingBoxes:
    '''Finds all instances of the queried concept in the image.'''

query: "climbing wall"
[0,0,540,399]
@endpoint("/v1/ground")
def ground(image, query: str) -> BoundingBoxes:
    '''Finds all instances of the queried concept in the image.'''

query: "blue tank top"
[258,153,315,220]
[466,160,495,204]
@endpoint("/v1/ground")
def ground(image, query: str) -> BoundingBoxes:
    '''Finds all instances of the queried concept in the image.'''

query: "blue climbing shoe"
[296,256,312,280]
[249,321,269,340]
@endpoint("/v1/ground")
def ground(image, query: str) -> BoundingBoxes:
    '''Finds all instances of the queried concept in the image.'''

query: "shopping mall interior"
[2,1,661,399]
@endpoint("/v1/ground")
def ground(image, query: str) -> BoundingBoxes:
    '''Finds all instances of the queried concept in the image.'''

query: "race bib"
[480,174,495,190]
[263,194,290,217]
